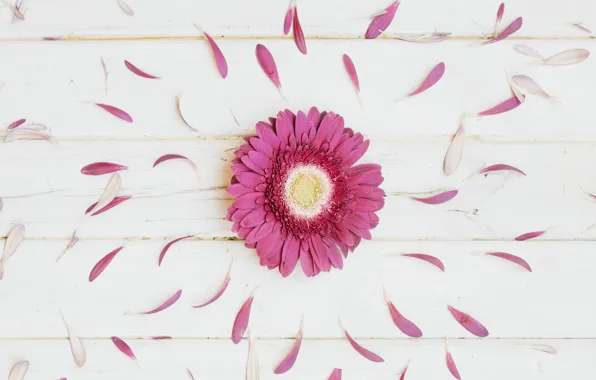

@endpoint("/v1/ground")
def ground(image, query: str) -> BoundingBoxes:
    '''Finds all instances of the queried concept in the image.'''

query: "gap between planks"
[0,337,592,341]
[8,237,596,242]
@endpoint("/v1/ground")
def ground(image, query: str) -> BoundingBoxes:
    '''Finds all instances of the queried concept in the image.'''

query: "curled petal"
[410,190,458,205]
[478,96,523,116]
[401,253,445,271]
[203,32,228,79]
[8,361,29,380]
[124,60,160,79]
[341,325,384,362]
[95,103,133,123]
[192,261,232,308]
[86,196,132,216]
[89,246,124,282]
[443,123,465,176]
[139,289,182,315]
[292,7,307,54]
[327,368,342,380]
[479,164,526,176]
[158,235,193,266]
[486,252,532,272]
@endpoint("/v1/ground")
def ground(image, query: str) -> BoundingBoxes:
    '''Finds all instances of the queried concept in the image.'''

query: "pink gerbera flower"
[226,108,384,277]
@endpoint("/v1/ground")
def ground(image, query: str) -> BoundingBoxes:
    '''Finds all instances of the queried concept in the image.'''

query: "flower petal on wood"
[274,318,303,374]
[5,128,52,143]
[153,154,197,170]
[478,95,523,116]
[203,32,228,79]
[486,252,532,272]
[479,164,526,176]
[8,361,29,380]
[408,62,445,97]
[111,336,137,360]
[384,289,423,337]
[483,17,522,45]
[256,44,281,88]
[158,235,193,266]
[89,246,124,282]
[410,190,458,205]
[445,347,461,380]
[62,315,86,367]
[443,123,465,176]
[7,118,26,129]
[365,1,400,39]
[513,45,543,59]
[542,49,590,66]
[342,54,360,93]
[175,94,199,132]
[86,196,132,216]
[140,289,182,315]
[401,253,445,271]
[95,103,133,123]
[447,305,489,337]
[192,261,232,308]
[283,2,294,35]
[232,296,254,344]
[512,75,555,101]
[81,162,127,176]
[88,173,122,215]
[515,230,545,241]
[327,368,342,380]
[124,60,160,79]
[341,325,384,362]
[292,7,307,54]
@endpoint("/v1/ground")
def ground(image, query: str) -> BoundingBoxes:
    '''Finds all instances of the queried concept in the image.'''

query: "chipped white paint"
[0,0,595,379]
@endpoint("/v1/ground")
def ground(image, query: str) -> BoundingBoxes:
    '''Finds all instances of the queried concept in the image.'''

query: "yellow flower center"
[284,165,332,218]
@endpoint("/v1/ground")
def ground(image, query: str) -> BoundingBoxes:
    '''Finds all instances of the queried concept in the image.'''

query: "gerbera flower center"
[284,165,332,218]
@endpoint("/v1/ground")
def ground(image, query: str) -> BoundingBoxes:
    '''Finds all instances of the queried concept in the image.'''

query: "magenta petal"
[447,305,489,337]
[227,184,253,197]
[483,17,523,45]
[446,349,461,380]
[234,192,262,209]
[236,172,263,188]
[241,207,267,228]
[401,253,445,271]
[408,62,445,97]
[328,368,342,380]
[486,252,532,272]
[89,246,124,282]
[292,7,307,54]
[274,320,303,373]
[283,3,294,35]
[232,296,254,344]
[204,32,228,78]
[410,190,458,205]
[342,327,384,362]
[256,44,281,89]
[387,301,423,337]
[515,230,545,241]
[343,54,360,92]
[365,1,400,39]
[478,96,523,116]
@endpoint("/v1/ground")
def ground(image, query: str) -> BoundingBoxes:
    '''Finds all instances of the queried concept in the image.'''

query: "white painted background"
[1,0,595,379]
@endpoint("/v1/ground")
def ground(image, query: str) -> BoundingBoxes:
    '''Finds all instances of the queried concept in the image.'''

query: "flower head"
[226,108,384,277]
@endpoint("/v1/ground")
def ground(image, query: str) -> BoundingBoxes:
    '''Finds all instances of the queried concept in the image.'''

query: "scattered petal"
[7,118,26,129]
[542,49,590,66]
[512,75,556,101]
[410,190,458,205]
[283,1,294,35]
[86,195,132,216]
[175,94,199,132]
[151,336,172,340]
[0,198,3,212]
[158,235,193,266]
[124,60,160,79]
[483,17,522,45]
[401,253,445,271]
[341,325,384,362]
[81,162,127,176]
[496,3,505,24]
[384,289,423,337]
[342,54,360,93]
[328,368,342,380]
[445,345,461,380]
[20,123,48,131]
[203,32,228,79]
[232,295,254,344]
[5,1,24,21]
[153,154,197,170]
[447,305,489,337]
[515,230,545,241]
[139,289,182,315]
[8,361,29,380]
[274,318,303,374]
[513,45,543,59]
[443,123,465,176]
[531,344,557,354]
[399,364,409,380]
[479,164,526,176]
[62,314,86,367]
[246,331,260,380]
[486,252,532,272]
[2,224,25,264]
[292,7,307,54]
[101,56,109,93]
[366,1,400,39]
[256,44,281,89]
[192,260,232,308]
[408,62,445,97]
[187,369,196,380]
[571,23,591,33]
[89,246,124,282]
[478,95,523,116]
[392,32,450,43]
[57,231,80,261]
[95,103,133,123]
[5,128,52,143]
[88,173,122,215]
[116,0,134,16]
[507,73,525,103]
[111,336,136,360]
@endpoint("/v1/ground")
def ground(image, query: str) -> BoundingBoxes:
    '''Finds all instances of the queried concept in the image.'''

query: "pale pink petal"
[443,123,465,176]
[512,75,555,100]
[542,49,589,66]
[8,361,29,380]
[88,173,122,215]
[513,45,543,59]
[483,17,522,45]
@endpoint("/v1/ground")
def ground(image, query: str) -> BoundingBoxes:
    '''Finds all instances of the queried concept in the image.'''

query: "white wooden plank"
[1,338,593,380]
[0,0,592,38]
[0,240,595,338]
[0,139,595,240]
[0,40,592,139]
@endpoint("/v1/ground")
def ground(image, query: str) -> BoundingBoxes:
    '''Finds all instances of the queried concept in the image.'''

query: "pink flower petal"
[81,162,127,176]
[408,62,445,97]
[140,289,182,315]
[58,230,80,261]
[507,73,525,103]
[124,60,159,79]
[111,336,136,360]
[446,347,461,380]
[292,7,307,55]
[256,44,281,89]
[5,128,53,143]
[283,2,294,35]
[95,103,133,123]
[62,314,86,367]
[513,45,543,59]
[542,49,590,66]
[399,364,409,380]
[401,253,445,271]
[116,0,134,16]
[88,173,122,215]
[187,369,196,380]
[496,3,505,23]
[512,75,555,101]
[89,246,124,282]
[158,235,193,266]
[341,325,384,362]
[8,361,29,380]
[392,32,450,43]
[327,368,342,380]
[571,23,591,33]
[232,295,254,344]
[486,252,532,272]
[342,54,360,92]
[274,319,303,374]
[153,154,197,171]
[478,95,523,116]
[479,164,526,176]
[7,118,26,129]
[447,305,489,337]
[515,230,545,241]
[2,224,25,264]
[410,190,458,205]
[531,344,557,354]
[203,32,228,79]
[365,1,400,39]
[151,336,172,340]
[175,94,199,132]
[192,261,232,308]
[483,17,522,45]
[385,290,423,337]
[443,123,465,176]
[86,196,132,216]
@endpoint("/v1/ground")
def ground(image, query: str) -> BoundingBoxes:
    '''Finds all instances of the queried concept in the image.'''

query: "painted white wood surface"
[1,0,595,379]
